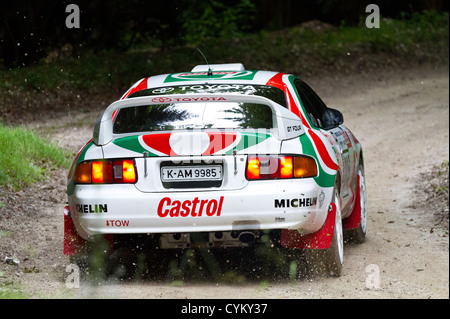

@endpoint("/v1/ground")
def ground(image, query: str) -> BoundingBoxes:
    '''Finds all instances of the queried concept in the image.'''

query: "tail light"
[92,161,113,183]
[246,155,317,180]
[74,159,137,184]
[114,160,136,183]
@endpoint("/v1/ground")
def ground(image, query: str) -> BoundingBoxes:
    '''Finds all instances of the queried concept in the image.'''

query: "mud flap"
[63,206,113,255]
[280,203,336,249]
[342,174,362,230]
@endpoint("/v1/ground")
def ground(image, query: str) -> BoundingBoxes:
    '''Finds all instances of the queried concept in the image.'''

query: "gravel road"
[1,65,448,299]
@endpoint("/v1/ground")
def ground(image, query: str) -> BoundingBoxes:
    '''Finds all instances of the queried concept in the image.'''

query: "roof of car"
[121,64,288,100]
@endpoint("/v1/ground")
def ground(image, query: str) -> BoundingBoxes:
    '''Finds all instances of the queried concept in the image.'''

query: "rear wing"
[93,94,304,146]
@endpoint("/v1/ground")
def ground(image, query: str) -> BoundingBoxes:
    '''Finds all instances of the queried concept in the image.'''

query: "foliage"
[1,1,448,68]
[306,10,449,56]
[0,11,447,96]
[0,123,72,191]
[181,0,256,44]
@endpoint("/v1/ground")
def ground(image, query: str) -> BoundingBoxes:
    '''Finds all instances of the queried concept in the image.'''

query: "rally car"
[64,63,367,277]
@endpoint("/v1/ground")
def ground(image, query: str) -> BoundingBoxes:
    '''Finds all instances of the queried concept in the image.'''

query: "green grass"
[0,288,29,299]
[0,123,72,191]
[326,11,448,54]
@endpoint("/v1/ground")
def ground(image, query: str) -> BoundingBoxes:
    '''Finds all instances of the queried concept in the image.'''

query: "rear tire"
[107,247,138,280]
[69,236,112,281]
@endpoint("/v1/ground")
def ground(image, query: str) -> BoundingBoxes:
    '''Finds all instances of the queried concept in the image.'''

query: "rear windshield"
[113,102,274,134]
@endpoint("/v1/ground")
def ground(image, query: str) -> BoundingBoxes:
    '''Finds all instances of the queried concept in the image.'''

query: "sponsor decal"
[106,220,129,227]
[151,96,172,103]
[286,124,302,133]
[151,87,175,94]
[342,130,353,148]
[151,96,227,103]
[274,197,317,208]
[77,204,108,213]
[125,83,286,107]
[164,71,257,83]
[152,84,256,94]
[157,196,224,217]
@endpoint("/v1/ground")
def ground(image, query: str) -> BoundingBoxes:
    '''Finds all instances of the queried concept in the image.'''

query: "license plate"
[161,165,222,182]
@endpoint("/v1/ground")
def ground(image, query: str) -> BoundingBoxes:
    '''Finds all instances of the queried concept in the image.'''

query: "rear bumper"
[68,179,333,240]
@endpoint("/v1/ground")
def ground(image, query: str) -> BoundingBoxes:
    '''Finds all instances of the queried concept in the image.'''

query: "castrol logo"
[157,196,224,218]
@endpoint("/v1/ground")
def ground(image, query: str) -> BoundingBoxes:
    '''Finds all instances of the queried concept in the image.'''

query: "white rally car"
[64,63,367,276]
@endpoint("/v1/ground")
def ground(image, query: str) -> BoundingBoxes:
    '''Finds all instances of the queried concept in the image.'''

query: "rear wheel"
[69,236,112,281]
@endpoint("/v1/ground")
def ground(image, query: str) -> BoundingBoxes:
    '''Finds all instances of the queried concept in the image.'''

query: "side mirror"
[322,108,343,130]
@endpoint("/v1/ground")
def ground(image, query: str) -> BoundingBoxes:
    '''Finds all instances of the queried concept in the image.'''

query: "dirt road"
[1,65,448,299]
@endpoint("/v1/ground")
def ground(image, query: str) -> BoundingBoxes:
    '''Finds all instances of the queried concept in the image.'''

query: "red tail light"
[246,155,317,180]
[92,161,113,183]
[279,156,293,178]
[74,159,137,184]
[113,160,136,183]
[246,157,261,179]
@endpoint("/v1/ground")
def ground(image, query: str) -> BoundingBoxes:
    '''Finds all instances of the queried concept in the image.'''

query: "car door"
[293,79,355,211]
[328,126,357,211]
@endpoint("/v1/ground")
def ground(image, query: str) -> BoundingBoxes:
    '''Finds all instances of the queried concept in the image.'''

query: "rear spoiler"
[93,94,304,146]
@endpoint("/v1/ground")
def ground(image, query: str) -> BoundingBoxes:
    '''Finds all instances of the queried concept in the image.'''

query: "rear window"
[113,102,274,134]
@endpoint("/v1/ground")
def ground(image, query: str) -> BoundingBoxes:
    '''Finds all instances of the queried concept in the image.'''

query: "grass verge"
[0,123,72,191]
[413,160,449,231]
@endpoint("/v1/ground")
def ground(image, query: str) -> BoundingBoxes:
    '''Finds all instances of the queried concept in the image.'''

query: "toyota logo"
[152,87,174,94]
[152,97,172,103]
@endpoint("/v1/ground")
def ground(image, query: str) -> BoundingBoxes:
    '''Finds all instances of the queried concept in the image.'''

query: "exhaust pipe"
[238,231,256,243]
